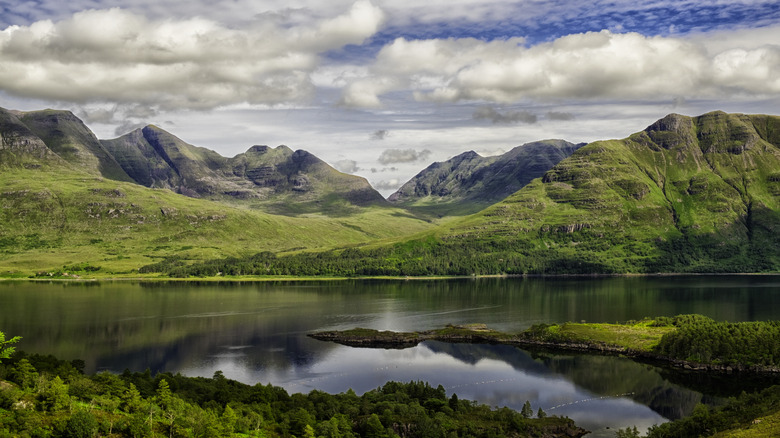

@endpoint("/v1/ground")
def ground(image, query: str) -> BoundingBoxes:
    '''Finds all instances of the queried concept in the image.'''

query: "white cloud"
[377,148,431,164]
[333,159,360,173]
[339,29,780,107]
[0,2,384,110]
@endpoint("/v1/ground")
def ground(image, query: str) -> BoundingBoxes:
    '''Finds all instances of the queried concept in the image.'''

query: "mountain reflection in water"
[2,277,780,436]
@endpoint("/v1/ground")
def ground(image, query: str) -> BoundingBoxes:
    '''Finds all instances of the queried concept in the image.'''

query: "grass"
[547,320,676,351]
[0,167,435,276]
[713,410,780,438]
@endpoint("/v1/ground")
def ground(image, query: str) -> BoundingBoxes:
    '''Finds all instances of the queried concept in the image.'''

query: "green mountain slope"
[0,165,433,275]
[388,140,583,216]
[161,111,780,276]
[0,109,434,275]
[102,126,386,215]
[440,111,780,273]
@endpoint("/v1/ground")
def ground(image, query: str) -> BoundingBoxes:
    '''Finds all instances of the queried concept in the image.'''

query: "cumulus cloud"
[0,2,384,110]
[473,106,537,124]
[371,129,390,140]
[377,148,431,165]
[333,159,360,173]
[546,111,575,121]
[340,29,780,107]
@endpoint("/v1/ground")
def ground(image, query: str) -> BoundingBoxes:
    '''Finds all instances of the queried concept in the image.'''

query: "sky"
[1,1,779,196]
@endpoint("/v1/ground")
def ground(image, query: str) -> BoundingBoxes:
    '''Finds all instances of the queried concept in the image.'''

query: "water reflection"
[2,277,780,435]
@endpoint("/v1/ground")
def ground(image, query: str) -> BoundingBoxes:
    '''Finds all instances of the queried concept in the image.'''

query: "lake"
[1,276,779,436]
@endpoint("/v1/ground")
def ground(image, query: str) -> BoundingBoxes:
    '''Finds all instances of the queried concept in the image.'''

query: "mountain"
[169,111,780,276]
[0,108,57,167]
[16,109,134,182]
[388,140,584,215]
[101,126,386,215]
[427,111,780,273]
[0,107,434,275]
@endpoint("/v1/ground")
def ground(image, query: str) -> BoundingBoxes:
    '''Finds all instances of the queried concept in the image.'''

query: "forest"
[0,347,584,438]
[652,315,780,368]
[139,229,778,278]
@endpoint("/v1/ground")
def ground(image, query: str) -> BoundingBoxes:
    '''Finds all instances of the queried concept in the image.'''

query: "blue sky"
[1,0,779,195]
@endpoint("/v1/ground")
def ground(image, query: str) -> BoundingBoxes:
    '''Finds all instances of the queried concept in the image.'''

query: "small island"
[310,315,780,373]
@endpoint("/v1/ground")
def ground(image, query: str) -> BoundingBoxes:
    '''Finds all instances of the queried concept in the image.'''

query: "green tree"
[11,358,39,390]
[364,413,387,438]
[520,400,533,419]
[38,375,70,412]
[122,383,145,413]
[616,425,641,438]
[156,378,173,411]
[65,408,98,438]
[537,407,547,419]
[221,404,237,436]
[0,331,21,361]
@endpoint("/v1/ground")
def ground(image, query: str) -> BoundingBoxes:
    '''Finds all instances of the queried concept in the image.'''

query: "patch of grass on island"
[523,319,676,351]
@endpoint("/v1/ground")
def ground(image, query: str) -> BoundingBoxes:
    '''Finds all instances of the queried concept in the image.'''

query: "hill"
[157,111,780,276]
[101,126,386,215]
[0,107,433,275]
[388,140,584,216]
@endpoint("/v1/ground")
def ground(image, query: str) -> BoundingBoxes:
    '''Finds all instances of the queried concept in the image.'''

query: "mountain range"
[101,125,386,215]
[388,139,584,215]
[0,107,437,274]
[149,111,780,276]
[2,107,779,275]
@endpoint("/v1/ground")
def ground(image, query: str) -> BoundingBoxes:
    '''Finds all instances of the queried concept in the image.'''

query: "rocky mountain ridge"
[0,107,386,215]
[388,140,584,215]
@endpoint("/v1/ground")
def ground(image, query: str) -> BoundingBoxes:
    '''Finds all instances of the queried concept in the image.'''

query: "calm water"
[1,276,780,436]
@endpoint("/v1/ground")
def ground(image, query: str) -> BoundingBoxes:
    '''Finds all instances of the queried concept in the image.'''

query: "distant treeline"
[140,229,779,277]
[0,351,582,438]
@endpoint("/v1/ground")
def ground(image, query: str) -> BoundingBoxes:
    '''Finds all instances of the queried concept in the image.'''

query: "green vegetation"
[519,319,675,351]
[0,351,585,438]
[520,315,780,369]
[0,167,433,276]
[0,107,436,276]
[313,315,780,372]
[148,111,780,277]
[644,385,780,438]
[653,315,780,367]
[0,332,20,360]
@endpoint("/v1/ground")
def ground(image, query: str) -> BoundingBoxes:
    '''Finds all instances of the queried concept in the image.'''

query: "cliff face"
[0,108,54,165]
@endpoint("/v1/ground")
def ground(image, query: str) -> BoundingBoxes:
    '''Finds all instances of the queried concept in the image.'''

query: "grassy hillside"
[0,166,433,276]
[438,111,780,272]
[160,111,780,276]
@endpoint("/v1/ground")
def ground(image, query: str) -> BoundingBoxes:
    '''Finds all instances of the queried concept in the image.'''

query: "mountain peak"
[389,139,583,215]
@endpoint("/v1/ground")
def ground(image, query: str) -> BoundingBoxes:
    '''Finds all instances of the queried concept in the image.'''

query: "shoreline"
[2,271,780,282]
[308,326,780,375]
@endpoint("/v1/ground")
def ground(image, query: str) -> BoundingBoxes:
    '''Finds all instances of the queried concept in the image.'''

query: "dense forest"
[652,315,780,368]
[139,230,778,278]
[0,349,585,438]
[521,315,780,370]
